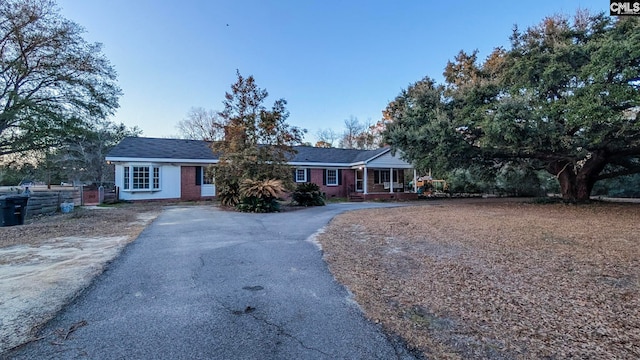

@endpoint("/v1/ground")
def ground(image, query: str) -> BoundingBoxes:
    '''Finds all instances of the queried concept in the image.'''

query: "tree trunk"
[547,151,607,203]
[556,172,596,203]
[548,160,577,201]
[557,165,577,202]
[575,177,594,202]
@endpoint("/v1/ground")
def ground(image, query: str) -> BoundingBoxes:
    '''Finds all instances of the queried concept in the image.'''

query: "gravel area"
[318,199,640,359]
[0,203,161,354]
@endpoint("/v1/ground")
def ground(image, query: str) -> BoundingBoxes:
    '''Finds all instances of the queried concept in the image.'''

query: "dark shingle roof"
[106,137,389,164]
[289,146,388,164]
[107,137,218,160]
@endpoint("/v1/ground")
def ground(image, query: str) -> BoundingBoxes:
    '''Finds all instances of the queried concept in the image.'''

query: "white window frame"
[122,164,161,191]
[123,166,130,190]
[326,169,338,186]
[295,168,307,183]
[202,166,215,185]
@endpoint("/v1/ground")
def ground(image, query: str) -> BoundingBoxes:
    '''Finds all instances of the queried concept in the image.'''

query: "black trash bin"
[0,195,29,227]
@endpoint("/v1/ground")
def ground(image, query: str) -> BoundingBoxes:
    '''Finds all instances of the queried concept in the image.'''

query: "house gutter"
[105,157,219,164]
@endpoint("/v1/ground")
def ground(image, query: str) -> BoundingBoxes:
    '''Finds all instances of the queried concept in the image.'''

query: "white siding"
[201,184,215,197]
[117,164,181,201]
[114,164,124,189]
[367,151,413,169]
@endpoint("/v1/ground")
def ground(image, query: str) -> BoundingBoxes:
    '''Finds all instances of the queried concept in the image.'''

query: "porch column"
[413,169,417,193]
[363,166,368,194]
[390,167,394,193]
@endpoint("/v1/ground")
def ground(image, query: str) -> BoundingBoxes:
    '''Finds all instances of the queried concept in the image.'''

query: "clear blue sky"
[57,0,607,143]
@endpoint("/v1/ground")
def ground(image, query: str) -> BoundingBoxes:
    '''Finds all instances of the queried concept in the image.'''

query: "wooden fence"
[27,190,81,218]
[0,189,81,219]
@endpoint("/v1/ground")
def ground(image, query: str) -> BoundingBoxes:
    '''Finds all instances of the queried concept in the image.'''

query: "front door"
[355,169,364,192]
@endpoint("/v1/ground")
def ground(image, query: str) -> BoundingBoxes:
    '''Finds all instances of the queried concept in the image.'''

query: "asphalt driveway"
[6,203,417,359]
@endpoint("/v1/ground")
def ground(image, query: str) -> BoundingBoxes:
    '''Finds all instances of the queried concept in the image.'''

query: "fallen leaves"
[0,203,160,249]
[318,199,640,359]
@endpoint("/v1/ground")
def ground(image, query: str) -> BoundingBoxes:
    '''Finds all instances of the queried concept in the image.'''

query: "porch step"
[348,193,365,202]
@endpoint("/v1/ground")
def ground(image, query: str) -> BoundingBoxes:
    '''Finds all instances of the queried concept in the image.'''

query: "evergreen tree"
[385,12,640,202]
[0,0,120,156]
[212,71,305,207]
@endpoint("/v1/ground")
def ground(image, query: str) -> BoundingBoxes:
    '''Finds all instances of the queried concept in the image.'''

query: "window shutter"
[323,169,326,185]
[195,166,202,185]
[292,169,296,181]
[338,169,342,185]
[306,169,311,183]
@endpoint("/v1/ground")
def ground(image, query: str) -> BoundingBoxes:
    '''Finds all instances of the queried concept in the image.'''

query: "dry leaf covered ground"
[318,199,640,359]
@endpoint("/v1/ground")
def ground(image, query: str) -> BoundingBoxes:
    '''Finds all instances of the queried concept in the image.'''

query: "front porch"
[346,164,418,202]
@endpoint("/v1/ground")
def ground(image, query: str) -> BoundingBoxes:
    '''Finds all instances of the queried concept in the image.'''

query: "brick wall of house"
[180,166,201,201]
[312,168,355,199]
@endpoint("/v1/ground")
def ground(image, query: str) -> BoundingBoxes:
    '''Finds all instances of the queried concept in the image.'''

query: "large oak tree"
[384,12,640,202]
[0,0,120,156]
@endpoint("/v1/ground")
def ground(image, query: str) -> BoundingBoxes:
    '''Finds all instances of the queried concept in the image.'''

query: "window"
[123,166,130,190]
[132,166,149,189]
[153,167,160,189]
[203,166,214,185]
[295,168,307,182]
[374,170,402,185]
[122,165,160,191]
[374,170,390,184]
[326,169,338,186]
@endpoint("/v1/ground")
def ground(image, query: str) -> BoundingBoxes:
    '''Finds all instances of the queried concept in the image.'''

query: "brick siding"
[180,166,201,201]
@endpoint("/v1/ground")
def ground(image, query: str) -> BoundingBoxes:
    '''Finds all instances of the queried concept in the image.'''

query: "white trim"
[351,162,413,169]
[288,161,353,167]
[363,167,368,194]
[109,158,404,168]
[201,184,215,196]
[202,166,215,185]
[295,168,307,183]
[106,157,218,164]
[326,169,338,186]
[121,164,161,192]
[360,148,391,163]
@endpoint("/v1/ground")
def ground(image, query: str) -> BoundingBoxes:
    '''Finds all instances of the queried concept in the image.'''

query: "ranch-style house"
[106,137,418,202]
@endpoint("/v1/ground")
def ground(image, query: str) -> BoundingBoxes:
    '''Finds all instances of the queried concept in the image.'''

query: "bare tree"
[357,119,386,149]
[339,116,365,149]
[315,128,338,147]
[338,116,383,149]
[176,107,226,141]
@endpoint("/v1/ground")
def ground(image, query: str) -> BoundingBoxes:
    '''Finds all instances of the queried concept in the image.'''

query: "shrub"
[240,178,284,199]
[236,196,280,213]
[292,182,325,206]
[218,180,241,207]
[236,179,284,213]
